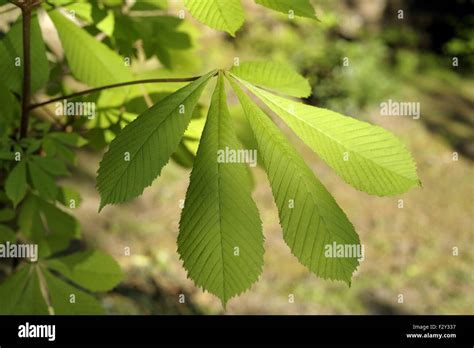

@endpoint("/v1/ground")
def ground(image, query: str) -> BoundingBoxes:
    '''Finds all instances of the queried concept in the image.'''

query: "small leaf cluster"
[0,126,122,314]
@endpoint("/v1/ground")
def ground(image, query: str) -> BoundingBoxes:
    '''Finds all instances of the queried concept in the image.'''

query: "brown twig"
[28,76,203,110]
[9,0,42,139]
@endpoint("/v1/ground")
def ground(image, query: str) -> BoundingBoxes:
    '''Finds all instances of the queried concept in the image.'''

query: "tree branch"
[9,0,41,139]
[29,76,204,110]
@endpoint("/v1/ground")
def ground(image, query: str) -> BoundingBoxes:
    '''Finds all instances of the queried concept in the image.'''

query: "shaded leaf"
[49,10,132,87]
[5,160,27,207]
[46,250,123,292]
[43,269,104,315]
[0,15,49,94]
[0,265,49,315]
[28,161,58,200]
[33,156,70,177]
[0,224,16,243]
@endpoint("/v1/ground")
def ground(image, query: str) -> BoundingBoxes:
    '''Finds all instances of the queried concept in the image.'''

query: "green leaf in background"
[231,61,311,98]
[171,141,196,168]
[0,151,15,160]
[178,74,264,306]
[0,265,49,315]
[48,132,88,147]
[49,10,132,87]
[184,0,245,36]
[0,81,14,129]
[131,0,168,11]
[0,208,15,222]
[0,224,16,243]
[43,133,80,164]
[0,15,50,94]
[0,250,120,314]
[56,186,82,208]
[97,71,216,209]
[28,161,58,200]
[18,194,79,257]
[63,2,115,37]
[255,0,316,18]
[5,161,27,207]
[41,199,80,239]
[33,156,70,177]
[46,250,123,292]
[43,269,104,315]
[229,77,360,284]
[241,80,421,195]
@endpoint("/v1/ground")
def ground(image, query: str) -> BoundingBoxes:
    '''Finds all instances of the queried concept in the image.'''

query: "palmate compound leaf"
[237,77,421,196]
[230,61,311,98]
[97,71,216,209]
[178,73,264,306]
[228,76,360,284]
[0,250,121,314]
[255,0,316,18]
[184,0,245,37]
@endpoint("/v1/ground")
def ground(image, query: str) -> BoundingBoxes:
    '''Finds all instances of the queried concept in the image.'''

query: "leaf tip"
[98,200,106,213]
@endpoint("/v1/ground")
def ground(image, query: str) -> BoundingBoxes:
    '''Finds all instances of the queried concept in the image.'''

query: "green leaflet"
[0,81,14,128]
[0,225,16,243]
[0,209,14,222]
[18,194,79,258]
[49,132,88,147]
[63,2,115,37]
[33,156,69,177]
[49,10,132,87]
[131,0,168,10]
[43,269,104,315]
[229,76,360,284]
[97,71,216,209]
[178,74,264,306]
[28,160,58,200]
[184,0,245,36]
[56,186,82,208]
[46,250,123,292]
[240,79,421,196]
[0,14,49,94]
[231,61,311,98]
[0,250,121,314]
[0,265,49,315]
[5,161,27,207]
[255,0,316,18]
